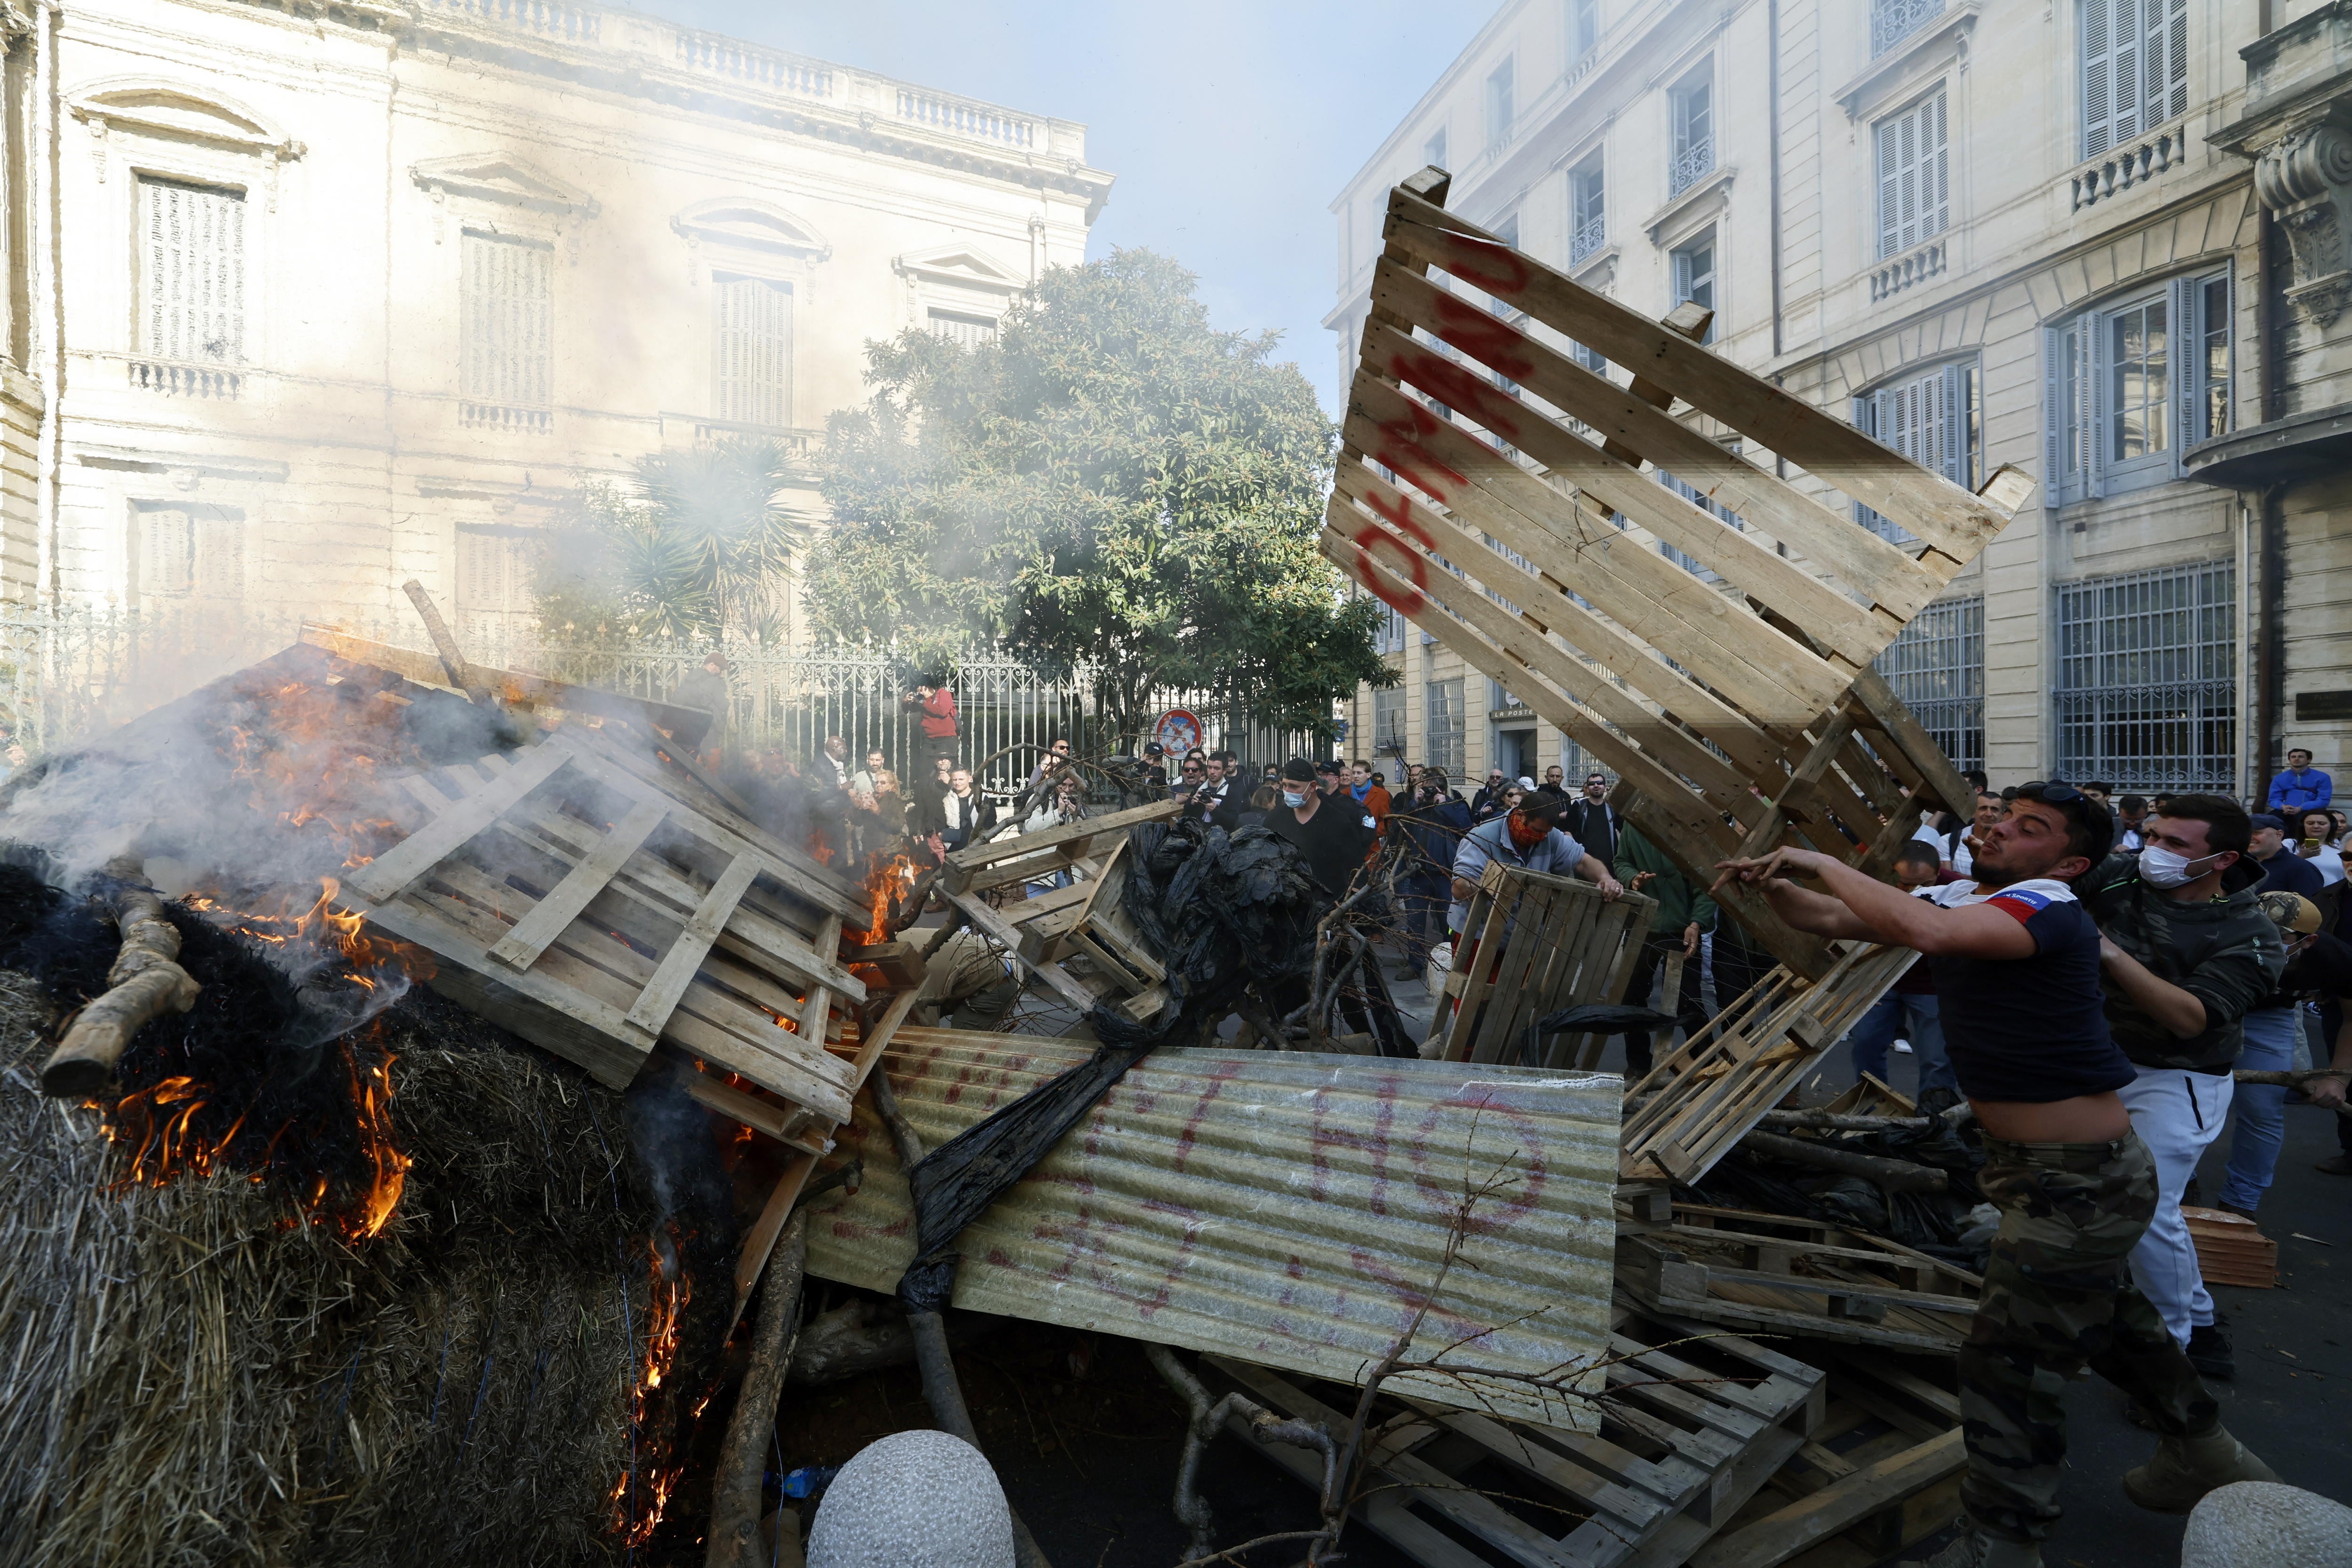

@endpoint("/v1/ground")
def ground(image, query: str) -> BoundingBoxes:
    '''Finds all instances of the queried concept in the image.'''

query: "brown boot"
[2122,1425,2280,1513]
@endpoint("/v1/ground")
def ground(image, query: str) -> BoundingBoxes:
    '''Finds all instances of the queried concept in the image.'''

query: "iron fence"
[0,605,1319,800]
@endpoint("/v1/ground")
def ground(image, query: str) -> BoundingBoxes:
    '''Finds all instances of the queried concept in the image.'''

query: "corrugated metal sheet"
[803,1028,1621,1429]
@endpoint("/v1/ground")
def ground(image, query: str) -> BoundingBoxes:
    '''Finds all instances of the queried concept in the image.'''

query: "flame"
[852,852,920,946]
[611,1228,690,1547]
[804,828,836,867]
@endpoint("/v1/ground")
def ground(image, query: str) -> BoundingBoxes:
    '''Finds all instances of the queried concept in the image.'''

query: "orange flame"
[611,1229,690,1547]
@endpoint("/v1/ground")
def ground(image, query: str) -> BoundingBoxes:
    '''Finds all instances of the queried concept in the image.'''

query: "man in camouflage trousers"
[1718,784,2276,1568]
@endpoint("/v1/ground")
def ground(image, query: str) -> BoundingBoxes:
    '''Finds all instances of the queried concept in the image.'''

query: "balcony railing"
[129,359,241,399]
[1870,0,1945,58]
[1669,140,1714,196]
[1570,218,1607,265]
[2068,123,2189,212]
[419,0,601,45]
[461,402,552,435]
[896,89,1036,148]
[1870,236,1947,301]
[675,32,831,98]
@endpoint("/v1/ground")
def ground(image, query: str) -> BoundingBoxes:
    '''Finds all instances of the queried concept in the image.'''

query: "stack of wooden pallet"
[2183,1206,2280,1289]
[1430,859,1656,1065]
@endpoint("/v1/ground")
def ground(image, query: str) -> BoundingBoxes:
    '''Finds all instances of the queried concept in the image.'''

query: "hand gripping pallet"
[1325,167,2030,982]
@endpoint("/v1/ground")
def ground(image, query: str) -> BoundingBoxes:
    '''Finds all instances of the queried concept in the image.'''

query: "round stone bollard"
[807,1429,1017,1568]
[2181,1481,2352,1568]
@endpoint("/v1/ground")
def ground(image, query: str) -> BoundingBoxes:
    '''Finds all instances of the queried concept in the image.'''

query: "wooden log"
[41,878,203,1097]
[706,1209,808,1568]
[401,578,496,707]
[1738,1130,1949,1193]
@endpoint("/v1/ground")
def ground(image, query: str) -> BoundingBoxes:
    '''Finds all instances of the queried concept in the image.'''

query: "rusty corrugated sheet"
[803,1028,1620,1428]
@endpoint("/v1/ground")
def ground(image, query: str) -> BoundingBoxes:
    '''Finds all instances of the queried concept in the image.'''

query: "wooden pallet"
[1687,1350,1968,1568]
[1206,1301,1825,1568]
[1324,167,2026,979]
[2184,1206,2279,1289]
[340,724,875,1144]
[1619,945,1918,1186]
[928,798,1178,1019]
[1432,860,1655,1066]
[1615,1203,1981,1356]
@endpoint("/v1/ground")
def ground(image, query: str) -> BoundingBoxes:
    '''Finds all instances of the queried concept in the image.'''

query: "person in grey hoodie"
[2076,793,2285,1381]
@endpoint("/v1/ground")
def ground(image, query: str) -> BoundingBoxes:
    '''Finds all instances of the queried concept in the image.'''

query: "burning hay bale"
[0,864,718,1568]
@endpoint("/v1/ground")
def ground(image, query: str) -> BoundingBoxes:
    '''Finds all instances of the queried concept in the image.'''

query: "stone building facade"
[1329,0,2327,798]
[2,0,1109,645]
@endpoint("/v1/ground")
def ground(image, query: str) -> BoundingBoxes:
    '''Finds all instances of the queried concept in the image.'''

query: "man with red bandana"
[1447,794,1624,936]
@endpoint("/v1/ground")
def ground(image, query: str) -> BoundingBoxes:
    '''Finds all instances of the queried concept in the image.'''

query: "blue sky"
[642,0,1489,416]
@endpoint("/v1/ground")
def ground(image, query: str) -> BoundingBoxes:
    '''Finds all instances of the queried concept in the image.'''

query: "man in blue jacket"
[2266,748,2332,814]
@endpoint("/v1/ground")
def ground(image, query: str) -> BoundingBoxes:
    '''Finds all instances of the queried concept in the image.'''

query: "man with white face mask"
[2076,795,2286,1380]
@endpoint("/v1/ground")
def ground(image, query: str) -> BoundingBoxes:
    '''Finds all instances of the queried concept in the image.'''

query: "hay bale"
[0,971,683,1568]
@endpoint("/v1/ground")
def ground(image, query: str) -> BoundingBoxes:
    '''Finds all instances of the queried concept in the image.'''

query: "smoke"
[623,1069,734,1240]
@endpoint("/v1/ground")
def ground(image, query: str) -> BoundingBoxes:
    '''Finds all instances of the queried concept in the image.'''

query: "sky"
[642,0,1490,417]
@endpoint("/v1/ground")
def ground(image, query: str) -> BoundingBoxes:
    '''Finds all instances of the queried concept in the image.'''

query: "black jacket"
[2078,852,2286,1073]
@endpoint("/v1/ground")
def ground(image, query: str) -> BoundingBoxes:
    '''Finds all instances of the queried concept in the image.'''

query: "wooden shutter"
[2170,274,2202,462]
[715,276,793,428]
[1938,363,1969,486]
[194,509,243,600]
[462,233,552,406]
[2082,312,2107,501]
[138,506,194,597]
[2044,326,2068,505]
[2110,0,2140,145]
[2163,0,2187,122]
[141,179,244,364]
[2081,0,2114,158]
[1875,118,1903,259]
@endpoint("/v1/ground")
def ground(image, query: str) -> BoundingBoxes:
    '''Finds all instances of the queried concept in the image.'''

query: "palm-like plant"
[631,438,811,642]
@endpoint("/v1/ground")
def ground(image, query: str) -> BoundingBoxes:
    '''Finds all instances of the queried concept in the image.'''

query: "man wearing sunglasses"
[1716,783,2273,1568]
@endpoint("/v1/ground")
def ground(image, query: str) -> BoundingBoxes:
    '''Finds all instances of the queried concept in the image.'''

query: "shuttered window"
[1424,678,1464,776]
[2081,0,2187,160]
[1854,362,1977,543]
[461,232,552,408]
[927,309,998,351]
[1874,91,1948,260]
[714,275,793,428]
[140,178,244,364]
[456,526,540,652]
[2042,271,2225,505]
[134,502,243,602]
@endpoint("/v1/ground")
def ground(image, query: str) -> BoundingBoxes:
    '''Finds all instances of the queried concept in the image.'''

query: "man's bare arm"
[2094,939,2208,1039]
[1718,847,2034,959]
[1757,876,1881,940]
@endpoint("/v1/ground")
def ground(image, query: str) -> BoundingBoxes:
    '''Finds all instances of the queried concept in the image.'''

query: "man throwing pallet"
[1715,782,2276,1568]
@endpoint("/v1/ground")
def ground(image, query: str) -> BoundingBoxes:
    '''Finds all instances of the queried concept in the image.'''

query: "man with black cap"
[1264,758,1379,897]
[2248,812,2324,900]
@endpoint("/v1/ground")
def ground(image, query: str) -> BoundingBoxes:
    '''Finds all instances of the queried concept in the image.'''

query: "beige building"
[1,0,1109,647]
[1329,0,2338,799]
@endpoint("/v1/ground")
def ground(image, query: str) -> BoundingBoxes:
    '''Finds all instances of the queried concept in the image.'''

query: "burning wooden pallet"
[1325,167,2024,980]
[1431,859,1655,1065]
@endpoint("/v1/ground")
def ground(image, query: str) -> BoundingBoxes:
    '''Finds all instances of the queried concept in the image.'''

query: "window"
[1425,678,1465,776]
[1670,72,1714,193]
[1570,0,1600,65]
[1570,156,1605,263]
[1425,126,1449,172]
[2044,272,2230,503]
[133,501,242,603]
[1486,57,1516,148]
[1371,593,1409,655]
[456,525,541,653]
[2055,561,2235,791]
[1671,228,1716,342]
[139,177,244,365]
[461,231,551,414]
[1853,361,1978,543]
[1875,91,1948,259]
[712,275,793,428]
[928,309,998,351]
[2081,0,2186,160]
[1374,687,1408,755]
[1872,0,1946,58]
[1875,596,1983,775]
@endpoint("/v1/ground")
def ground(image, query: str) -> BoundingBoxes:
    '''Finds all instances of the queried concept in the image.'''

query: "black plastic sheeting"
[895,818,1332,1313]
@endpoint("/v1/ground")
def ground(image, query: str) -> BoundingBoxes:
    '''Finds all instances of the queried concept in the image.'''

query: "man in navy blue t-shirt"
[1715,785,2275,1568]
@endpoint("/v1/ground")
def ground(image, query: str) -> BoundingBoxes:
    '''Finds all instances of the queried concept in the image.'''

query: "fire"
[854,852,920,944]
[611,1228,691,1548]
[804,827,836,867]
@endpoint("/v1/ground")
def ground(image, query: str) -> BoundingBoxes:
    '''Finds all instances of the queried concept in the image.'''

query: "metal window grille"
[1373,687,1408,756]
[1670,79,1713,193]
[1570,159,1606,263]
[928,309,998,351]
[1426,678,1465,776]
[2055,561,2236,791]
[461,231,552,408]
[140,177,244,365]
[1875,595,1983,775]
[715,275,793,427]
[2081,0,2187,160]
[1875,91,1948,260]
[1872,0,1946,56]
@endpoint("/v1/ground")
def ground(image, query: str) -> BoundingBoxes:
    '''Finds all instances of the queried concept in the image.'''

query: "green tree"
[803,248,1391,740]
[538,438,810,642]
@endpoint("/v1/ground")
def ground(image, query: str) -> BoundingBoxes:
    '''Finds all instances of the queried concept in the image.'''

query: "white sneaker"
[1894,1038,1915,1054]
